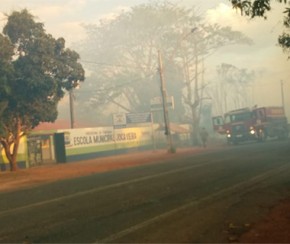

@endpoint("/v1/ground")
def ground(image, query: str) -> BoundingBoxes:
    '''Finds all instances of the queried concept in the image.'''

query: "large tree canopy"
[0,9,85,171]
[231,0,288,17]
[230,0,290,56]
[76,2,251,145]
[76,2,251,127]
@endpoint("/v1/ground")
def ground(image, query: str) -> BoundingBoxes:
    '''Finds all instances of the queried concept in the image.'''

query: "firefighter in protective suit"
[199,127,209,148]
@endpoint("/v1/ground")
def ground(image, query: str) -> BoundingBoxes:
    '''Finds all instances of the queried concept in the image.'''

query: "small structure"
[156,123,191,147]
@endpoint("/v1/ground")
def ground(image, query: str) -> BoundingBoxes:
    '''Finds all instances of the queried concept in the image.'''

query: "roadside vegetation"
[230,0,290,56]
[0,10,85,171]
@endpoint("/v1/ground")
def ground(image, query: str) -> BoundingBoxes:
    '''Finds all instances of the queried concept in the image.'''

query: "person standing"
[199,127,209,148]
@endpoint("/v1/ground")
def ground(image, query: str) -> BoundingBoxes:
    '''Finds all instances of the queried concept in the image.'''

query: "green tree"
[0,9,85,171]
[230,0,290,56]
[0,34,13,117]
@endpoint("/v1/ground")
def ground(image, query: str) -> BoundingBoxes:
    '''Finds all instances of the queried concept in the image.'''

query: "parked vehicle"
[212,106,289,144]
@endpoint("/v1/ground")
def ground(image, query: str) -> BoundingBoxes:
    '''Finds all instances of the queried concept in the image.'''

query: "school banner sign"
[60,126,152,149]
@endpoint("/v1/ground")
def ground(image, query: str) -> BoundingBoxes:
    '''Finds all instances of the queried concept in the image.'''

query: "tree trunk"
[1,120,21,171]
[10,148,19,171]
[191,105,200,146]
[9,160,17,172]
[2,143,18,171]
[10,120,21,171]
[1,142,15,171]
[191,46,200,146]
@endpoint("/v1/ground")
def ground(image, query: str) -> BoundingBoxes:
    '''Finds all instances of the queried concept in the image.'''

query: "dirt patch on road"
[239,198,290,243]
[1,147,290,243]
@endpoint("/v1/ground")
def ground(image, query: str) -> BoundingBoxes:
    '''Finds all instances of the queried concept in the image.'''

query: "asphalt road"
[0,139,290,243]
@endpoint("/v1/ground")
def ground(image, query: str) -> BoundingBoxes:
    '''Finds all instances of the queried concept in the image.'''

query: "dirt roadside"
[1,147,290,243]
[0,148,202,193]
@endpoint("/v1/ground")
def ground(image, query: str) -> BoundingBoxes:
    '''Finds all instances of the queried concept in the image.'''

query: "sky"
[0,0,289,120]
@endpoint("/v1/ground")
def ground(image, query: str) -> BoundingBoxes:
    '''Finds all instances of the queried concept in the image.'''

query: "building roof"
[157,123,190,134]
[33,119,94,132]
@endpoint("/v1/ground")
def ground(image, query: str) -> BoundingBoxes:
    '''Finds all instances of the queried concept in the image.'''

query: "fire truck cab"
[212,106,289,144]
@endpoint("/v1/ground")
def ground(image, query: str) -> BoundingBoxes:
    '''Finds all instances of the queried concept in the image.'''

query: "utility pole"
[69,89,75,129]
[158,50,175,153]
[281,80,285,111]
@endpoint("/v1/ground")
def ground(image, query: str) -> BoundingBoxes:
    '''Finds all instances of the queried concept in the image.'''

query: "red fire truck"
[212,106,289,144]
